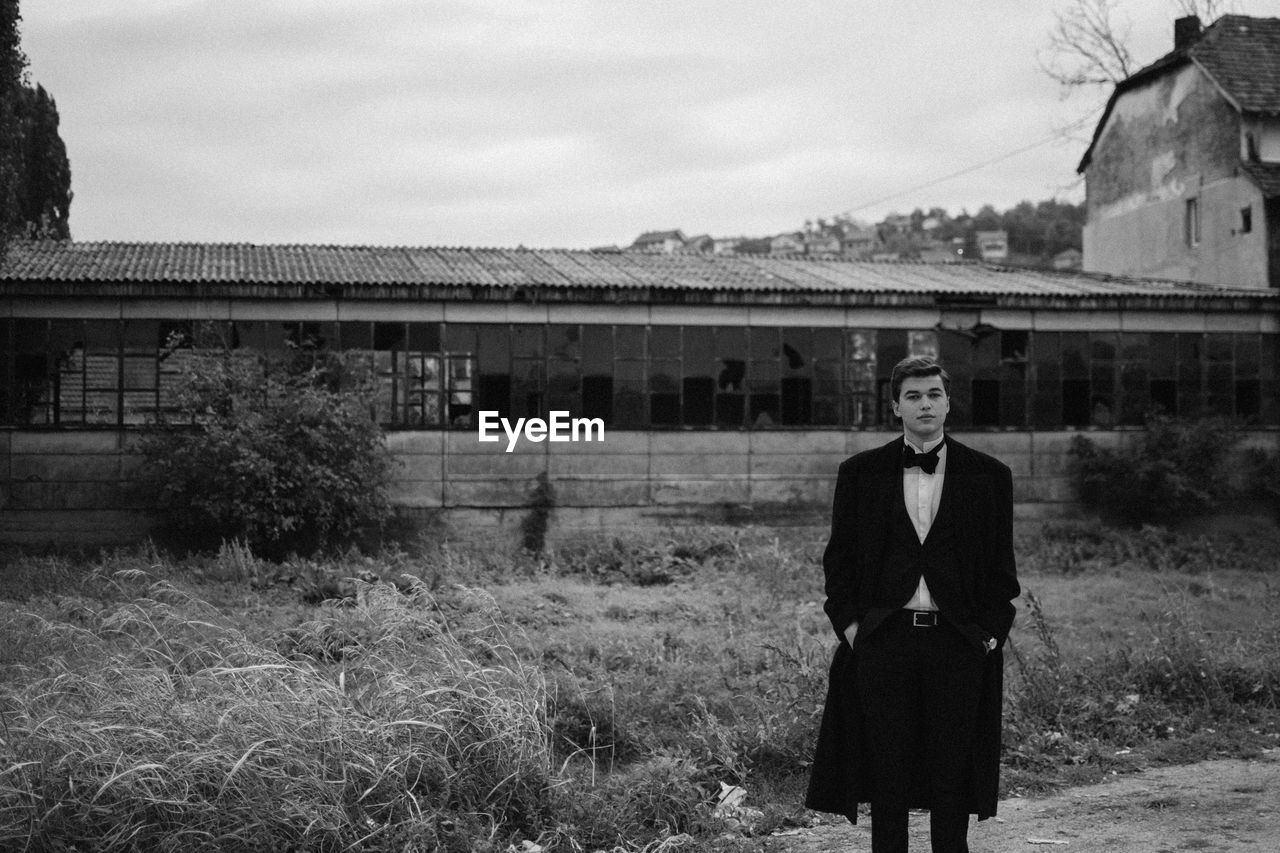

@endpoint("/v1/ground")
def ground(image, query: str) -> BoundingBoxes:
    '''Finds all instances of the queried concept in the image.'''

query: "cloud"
[19,0,1258,247]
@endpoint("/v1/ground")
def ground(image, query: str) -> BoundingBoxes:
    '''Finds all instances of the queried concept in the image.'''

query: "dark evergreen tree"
[1002,199,1085,261]
[0,0,26,260]
[971,204,1002,233]
[15,83,71,238]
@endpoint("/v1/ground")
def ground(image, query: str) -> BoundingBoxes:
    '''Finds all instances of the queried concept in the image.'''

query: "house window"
[1185,198,1201,247]
[1241,205,1252,234]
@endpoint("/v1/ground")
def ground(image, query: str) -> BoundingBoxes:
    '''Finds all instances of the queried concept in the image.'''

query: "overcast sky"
[17,1,1275,249]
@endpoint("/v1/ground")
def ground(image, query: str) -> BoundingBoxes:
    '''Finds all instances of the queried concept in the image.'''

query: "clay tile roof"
[1191,15,1280,114]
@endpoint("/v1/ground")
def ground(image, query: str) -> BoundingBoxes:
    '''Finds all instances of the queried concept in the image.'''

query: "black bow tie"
[902,442,943,475]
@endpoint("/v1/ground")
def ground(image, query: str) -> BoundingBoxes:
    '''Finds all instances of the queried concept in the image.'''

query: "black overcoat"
[803,435,1020,823]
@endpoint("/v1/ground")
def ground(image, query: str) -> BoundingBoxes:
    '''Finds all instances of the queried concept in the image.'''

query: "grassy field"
[1,522,1278,852]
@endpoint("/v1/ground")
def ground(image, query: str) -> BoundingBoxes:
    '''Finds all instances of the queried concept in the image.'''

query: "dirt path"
[766,749,1279,852]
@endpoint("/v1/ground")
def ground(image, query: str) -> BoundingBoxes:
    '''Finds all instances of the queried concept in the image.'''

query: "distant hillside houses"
[628,221,890,259]
[627,213,1043,266]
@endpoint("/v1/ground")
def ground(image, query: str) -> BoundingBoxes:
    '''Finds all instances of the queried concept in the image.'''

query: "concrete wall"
[1083,62,1274,288]
[11,427,1278,549]
[1,430,150,546]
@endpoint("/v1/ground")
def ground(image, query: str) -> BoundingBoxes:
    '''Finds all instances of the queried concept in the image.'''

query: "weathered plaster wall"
[1083,62,1272,288]
[1085,174,1270,287]
[1087,64,1240,213]
[7,427,1277,548]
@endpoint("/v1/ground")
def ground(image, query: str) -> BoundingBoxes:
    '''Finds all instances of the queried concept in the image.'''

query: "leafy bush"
[1244,447,1280,523]
[139,343,394,559]
[1067,413,1240,526]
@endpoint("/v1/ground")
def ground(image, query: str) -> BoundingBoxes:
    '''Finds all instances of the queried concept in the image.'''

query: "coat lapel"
[924,435,965,545]
[860,438,901,517]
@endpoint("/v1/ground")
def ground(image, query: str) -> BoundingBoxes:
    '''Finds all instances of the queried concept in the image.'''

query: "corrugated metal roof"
[1,240,1275,305]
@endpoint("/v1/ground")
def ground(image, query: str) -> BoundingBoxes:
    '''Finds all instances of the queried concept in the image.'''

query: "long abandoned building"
[2,240,1279,545]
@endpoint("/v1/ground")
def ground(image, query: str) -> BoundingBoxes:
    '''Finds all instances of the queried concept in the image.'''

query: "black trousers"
[854,611,985,853]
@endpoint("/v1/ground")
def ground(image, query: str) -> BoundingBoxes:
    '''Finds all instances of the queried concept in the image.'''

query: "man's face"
[893,374,950,445]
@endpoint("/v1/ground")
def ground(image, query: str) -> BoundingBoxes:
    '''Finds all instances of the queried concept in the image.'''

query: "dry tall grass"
[0,574,553,852]
[2,523,1278,851]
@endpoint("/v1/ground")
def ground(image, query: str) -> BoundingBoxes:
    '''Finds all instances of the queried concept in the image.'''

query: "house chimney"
[1174,15,1202,50]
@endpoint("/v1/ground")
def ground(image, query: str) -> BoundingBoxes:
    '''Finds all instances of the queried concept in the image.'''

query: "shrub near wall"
[139,346,394,559]
[1067,414,1242,526]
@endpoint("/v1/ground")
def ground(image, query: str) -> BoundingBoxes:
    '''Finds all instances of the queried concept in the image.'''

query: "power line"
[844,104,1106,216]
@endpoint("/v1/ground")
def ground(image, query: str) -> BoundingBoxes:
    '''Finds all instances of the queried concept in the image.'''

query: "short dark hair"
[890,355,950,401]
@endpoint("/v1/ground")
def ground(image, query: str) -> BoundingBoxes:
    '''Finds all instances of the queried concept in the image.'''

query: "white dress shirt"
[903,435,946,611]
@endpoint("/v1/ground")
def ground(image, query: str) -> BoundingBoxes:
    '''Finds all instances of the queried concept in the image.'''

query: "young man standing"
[805,355,1020,853]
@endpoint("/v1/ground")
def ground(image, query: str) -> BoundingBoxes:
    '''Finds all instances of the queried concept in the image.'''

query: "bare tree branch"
[1040,0,1136,92]
[1174,0,1240,20]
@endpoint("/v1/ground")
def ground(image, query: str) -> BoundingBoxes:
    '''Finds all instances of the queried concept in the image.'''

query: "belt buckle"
[912,611,935,627]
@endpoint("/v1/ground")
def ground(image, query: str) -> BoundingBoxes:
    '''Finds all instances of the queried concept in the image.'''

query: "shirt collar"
[904,434,946,455]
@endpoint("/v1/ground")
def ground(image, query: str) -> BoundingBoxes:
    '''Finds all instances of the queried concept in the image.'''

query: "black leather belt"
[905,610,939,627]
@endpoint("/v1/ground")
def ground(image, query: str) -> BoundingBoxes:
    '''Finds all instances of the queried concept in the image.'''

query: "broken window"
[715,326,747,427]
[648,326,681,426]
[749,327,781,427]
[581,325,613,423]
[681,326,714,426]
[6,317,1280,430]
[613,326,646,427]
[476,324,511,420]
[844,329,877,427]
[439,323,476,427]
[1031,332,1062,428]
[780,327,813,426]
[546,324,581,416]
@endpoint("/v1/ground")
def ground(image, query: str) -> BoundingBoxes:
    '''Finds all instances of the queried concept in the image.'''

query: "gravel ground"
[763,749,1280,852]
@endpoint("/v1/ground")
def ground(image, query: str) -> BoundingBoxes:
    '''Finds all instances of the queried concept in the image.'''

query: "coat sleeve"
[977,460,1019,645]
[822,458,863,643]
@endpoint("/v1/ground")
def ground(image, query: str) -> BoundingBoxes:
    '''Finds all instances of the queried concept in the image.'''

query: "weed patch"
[1017,521,1280,575]
[2,523,1278,850]
[0,577,553,852]
[1004,583,1280,793]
